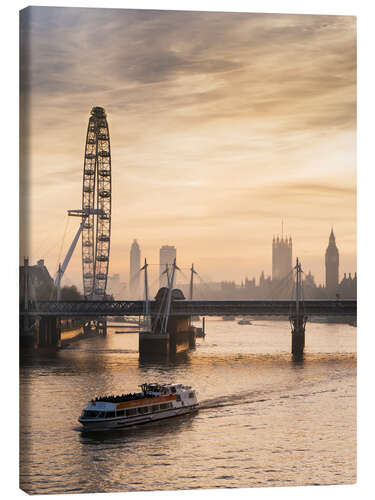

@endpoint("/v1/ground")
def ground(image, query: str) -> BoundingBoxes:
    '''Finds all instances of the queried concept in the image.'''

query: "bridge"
[20,108,356,359]
[23,298,356,317]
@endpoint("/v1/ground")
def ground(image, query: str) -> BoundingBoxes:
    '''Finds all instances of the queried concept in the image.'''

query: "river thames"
[20,319,356,494]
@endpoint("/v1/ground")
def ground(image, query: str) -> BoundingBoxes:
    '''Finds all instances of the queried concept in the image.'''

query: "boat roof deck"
[93,392,155,404]
[91,384,190,404]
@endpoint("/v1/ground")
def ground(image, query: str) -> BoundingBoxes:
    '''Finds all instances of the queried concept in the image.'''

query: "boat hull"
[79,404,198,432]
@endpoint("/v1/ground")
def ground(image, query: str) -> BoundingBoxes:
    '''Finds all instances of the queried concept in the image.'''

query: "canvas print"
[19,6,356,495]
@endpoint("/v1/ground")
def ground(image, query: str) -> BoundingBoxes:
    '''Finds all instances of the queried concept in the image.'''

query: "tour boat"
[78,383,198,431]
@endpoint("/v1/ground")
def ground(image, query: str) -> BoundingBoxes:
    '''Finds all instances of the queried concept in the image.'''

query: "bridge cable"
[268,268,294,299]
[195,273,220,299]
[150,269,172,333]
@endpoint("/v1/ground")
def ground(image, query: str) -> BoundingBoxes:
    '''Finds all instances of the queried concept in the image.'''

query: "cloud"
[19,7,356,284]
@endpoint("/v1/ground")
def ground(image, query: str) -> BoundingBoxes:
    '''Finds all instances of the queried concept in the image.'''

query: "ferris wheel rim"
[81,106,111,299]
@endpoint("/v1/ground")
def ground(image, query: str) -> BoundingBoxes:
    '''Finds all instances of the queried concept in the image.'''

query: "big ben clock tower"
[325,228,339,296]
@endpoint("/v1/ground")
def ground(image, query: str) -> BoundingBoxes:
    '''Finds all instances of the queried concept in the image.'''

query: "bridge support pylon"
[290,257,307,361]
[290,314,307,360]
[36,316,61,349]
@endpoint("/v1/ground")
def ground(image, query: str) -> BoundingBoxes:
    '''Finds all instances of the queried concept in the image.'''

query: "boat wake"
[199,390,272,410]
[199,383,342,411]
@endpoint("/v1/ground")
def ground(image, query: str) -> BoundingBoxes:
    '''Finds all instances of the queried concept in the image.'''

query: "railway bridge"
[23,298,356,318]
[20,297,356,359]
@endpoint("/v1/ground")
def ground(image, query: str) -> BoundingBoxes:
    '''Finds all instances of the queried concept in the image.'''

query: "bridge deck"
[21,299,356,317]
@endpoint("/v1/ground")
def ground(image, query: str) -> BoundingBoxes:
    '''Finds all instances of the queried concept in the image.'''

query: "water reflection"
[20,320,356,494]
[291,354,305,365]
[79,412,196,444]
[138,350,191,368]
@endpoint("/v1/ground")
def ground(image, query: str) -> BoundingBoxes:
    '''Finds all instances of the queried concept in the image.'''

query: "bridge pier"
[139,316,195,359]
[36,316,61,348]
[139,332,170,359]
[290,314,307,360]
[139,287,197,360]
[188,326,196,349]
[21,317,107,350]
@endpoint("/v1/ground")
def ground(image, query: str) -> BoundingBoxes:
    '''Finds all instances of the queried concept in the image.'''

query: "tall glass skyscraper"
[129,239,141,298]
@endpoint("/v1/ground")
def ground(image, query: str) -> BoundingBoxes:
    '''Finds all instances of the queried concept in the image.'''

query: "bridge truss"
[24,299,356,318]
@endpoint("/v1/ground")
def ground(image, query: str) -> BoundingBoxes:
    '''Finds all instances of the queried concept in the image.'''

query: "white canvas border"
[3,0,373,499]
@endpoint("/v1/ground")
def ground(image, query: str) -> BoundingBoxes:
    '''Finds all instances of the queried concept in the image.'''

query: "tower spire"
[329,227,336,246]
[325,227,339,295]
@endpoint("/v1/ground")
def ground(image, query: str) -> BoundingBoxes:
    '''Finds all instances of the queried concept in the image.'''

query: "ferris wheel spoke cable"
[177,268,190,283]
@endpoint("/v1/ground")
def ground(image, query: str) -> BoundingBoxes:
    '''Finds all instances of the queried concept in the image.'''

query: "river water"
[19,319,356,494]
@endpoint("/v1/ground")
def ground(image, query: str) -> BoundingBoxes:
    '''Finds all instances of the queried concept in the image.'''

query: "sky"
[19,6,356,291]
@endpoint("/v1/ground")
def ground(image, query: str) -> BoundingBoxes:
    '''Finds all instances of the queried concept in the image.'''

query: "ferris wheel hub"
[68,208,105,217]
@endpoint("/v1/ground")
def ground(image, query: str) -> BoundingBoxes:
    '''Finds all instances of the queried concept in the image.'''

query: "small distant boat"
[78,383,198,431]
[238,319,252,325]
[223,316,235,321]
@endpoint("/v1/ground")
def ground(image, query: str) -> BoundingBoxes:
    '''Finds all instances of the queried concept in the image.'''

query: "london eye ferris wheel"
[53,106,112,301]
[81,106,112,298]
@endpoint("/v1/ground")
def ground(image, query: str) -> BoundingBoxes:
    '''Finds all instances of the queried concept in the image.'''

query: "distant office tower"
[159,245,177,287]
[129,239,141,298]
[272,235,293,280]
[107,273,127,300]
[325,228,339,295]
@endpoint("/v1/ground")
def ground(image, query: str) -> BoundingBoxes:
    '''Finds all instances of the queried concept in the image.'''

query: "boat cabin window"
[188,392,194,399]
[171,387,176,393]
[116,410,125,417]
[151,405,159,412]
[82,410,100,418]
[138,406,149,414]
[160,403,171,410]
[126,408,136,416]
[176,395,181,401]
[105,411,115,418]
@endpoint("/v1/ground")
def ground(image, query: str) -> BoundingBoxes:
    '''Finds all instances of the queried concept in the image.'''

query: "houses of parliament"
[214,229,356,300]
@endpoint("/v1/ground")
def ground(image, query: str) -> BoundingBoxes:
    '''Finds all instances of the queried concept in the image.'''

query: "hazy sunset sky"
[20,7,356,290]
